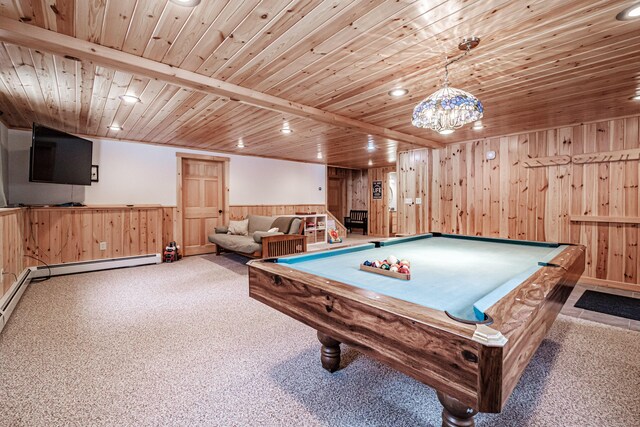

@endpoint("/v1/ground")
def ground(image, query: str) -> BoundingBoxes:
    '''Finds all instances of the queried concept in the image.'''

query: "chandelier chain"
[443,43,472,86]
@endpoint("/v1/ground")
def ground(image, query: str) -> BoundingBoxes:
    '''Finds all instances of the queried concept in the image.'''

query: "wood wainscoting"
[1,208,25,297]
[23,206,174,267]
[228,205,325,220]
[397,115,640,291]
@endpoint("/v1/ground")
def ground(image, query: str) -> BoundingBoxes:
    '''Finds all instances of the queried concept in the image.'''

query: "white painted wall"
[0,122,8,207]
[7,129,326,206]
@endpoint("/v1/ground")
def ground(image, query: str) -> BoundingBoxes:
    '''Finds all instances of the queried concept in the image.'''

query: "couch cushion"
[248,215,274,234]
[271,216,295,235]
[208,233,261,255]
[228,219,249,236]
[253,231,284,243]
[288,218,302,234]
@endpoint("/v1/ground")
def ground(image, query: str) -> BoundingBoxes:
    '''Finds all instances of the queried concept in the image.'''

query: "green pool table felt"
[278,235,567,321]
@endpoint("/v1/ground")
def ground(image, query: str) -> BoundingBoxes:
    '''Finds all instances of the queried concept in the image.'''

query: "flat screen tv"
[29,124,93,186]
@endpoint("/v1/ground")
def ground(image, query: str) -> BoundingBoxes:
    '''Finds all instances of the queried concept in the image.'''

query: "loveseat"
[208,215,307,258]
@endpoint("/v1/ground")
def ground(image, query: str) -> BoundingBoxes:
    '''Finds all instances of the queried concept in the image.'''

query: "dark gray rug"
[575,290,640,321]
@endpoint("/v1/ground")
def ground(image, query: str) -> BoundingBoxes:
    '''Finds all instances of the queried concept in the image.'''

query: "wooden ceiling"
[0,0,638,169]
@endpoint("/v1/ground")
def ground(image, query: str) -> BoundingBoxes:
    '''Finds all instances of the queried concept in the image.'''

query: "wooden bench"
[344,210,368,235]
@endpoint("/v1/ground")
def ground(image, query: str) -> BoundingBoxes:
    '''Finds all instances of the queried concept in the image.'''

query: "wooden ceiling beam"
[0,17,443,149]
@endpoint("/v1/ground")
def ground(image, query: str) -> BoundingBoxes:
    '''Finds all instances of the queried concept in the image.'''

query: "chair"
[344,210,368,235]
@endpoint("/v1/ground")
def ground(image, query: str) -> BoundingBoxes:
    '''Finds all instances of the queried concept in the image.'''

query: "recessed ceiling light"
[281,121,293,134]
[317,152,323,159]
[631,94,640,101]
[108,125,123,131]
[616,3,640,20]
[367,141,375,151]
[439,129,455,135]
[237,139,245,148]
[169,0,201,6]
[472,121,483,130]
[368,159,373,166]
[388,88,408,97]
[119,94,141,104]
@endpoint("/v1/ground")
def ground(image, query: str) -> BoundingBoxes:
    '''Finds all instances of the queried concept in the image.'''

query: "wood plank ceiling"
[0,0,638,169]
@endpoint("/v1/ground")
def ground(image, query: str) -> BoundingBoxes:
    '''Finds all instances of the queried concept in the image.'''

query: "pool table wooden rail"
[248,261,484,409]
[247,241,585,417]
[486,244,585,409]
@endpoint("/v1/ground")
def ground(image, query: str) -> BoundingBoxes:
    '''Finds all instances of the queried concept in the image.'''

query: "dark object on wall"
[372,180,383,199]
[574,290,640,321]
[29,123,93,186]
[91,165,99,182]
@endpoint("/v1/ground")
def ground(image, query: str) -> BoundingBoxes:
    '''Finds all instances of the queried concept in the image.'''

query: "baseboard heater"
[0,269,31,333]
[0,253,161,333]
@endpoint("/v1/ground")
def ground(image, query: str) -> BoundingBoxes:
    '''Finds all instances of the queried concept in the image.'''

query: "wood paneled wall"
[327,167,368,221]
[397,150,429,235]
[162,207,177,247]
[228,205,325,220]
[398,115,640,291]
[368,167,395,237]
[23,206,171,267]
[1,209,24,297]
[349,170,368,212]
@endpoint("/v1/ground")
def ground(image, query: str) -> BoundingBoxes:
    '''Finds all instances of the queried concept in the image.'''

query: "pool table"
[248,233,585,426]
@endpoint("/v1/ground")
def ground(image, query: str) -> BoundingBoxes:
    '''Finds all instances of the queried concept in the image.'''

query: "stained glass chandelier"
[412,37,483,135]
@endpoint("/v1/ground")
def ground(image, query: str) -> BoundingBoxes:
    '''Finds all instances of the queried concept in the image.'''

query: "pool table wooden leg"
[437,391,478,427]
[317,331,341,372]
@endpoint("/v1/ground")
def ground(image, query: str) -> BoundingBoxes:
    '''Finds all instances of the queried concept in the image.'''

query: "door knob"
[218,209,223,214]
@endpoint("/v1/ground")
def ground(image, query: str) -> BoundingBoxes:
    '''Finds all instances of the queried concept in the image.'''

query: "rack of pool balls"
[359,255,410,280]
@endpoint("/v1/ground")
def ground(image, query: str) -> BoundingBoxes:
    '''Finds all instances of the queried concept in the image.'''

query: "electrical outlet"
[415,198,422,205]
[99,242,107,251]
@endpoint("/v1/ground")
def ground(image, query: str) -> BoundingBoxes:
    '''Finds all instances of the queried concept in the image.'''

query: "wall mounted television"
[29,123,93,186]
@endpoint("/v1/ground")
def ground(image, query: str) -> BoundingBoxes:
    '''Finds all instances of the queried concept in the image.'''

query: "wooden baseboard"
[578,276,639,292]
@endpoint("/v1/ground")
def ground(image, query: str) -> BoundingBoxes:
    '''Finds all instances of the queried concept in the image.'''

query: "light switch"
[405,198,413,205]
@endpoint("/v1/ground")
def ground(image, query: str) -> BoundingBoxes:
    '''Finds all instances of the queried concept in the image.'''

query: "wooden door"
[180,157,226,256]
[328,177,345,220]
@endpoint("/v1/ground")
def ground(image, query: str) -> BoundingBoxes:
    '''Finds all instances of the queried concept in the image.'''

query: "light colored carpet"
[0,255,638,427]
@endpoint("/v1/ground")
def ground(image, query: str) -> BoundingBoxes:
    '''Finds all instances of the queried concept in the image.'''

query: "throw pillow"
[214,225,229,234]
[227,219,249,236]
[268,227,279,232]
